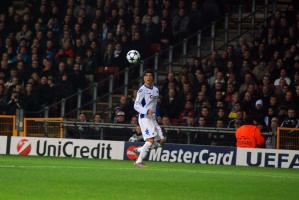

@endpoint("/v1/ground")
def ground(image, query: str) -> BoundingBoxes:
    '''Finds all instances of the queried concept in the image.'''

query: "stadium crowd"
[0,0,298,145]
[0,0,221,116]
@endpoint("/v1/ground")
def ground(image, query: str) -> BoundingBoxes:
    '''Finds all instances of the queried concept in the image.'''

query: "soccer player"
[133,69,165,167]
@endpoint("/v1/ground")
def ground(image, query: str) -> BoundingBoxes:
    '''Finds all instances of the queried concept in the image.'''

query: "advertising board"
[0,136,7,155]
[236,148,299,168]
[124,142,237,165]
[10,136,124,160]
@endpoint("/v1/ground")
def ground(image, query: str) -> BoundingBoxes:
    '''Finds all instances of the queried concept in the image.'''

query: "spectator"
[235,115,265,148]
[114,111,126,124]
[129,125,143,142]
[160,88,182,121]
[280,107,299,128]
[274,68,291,86]
[89,113,104,139]
[171,8,190,42]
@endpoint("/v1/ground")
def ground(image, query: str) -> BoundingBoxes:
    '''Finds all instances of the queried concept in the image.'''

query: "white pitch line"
[0,164,298,180]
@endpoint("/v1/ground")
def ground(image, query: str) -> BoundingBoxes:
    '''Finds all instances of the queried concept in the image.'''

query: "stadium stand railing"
[25,119,272,147]
[22,118,64,138]
[276,127,299,150]
[0,115,17,136]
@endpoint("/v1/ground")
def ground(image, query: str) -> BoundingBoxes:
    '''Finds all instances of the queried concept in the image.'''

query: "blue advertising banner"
[124,142,237,165]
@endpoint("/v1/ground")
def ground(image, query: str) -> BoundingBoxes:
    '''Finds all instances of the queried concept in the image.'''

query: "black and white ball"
[126,50,140,64]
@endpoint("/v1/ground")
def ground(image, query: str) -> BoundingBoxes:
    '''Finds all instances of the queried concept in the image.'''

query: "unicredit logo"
[17,139,31,156]
[126,145,139,160]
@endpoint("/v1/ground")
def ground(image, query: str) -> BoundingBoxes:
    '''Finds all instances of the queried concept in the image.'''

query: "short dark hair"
[143,69,153,76]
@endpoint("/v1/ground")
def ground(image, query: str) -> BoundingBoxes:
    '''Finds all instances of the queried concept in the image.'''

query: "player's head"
[143,69,153,86]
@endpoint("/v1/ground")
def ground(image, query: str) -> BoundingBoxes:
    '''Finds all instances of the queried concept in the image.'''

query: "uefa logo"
[16,139,32,156]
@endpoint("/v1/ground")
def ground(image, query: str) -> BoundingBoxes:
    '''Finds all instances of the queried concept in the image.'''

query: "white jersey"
[134,84,164,140]
[134,84,159,118]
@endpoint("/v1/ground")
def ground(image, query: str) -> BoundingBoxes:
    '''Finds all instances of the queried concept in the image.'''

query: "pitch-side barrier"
[0,136,298,169]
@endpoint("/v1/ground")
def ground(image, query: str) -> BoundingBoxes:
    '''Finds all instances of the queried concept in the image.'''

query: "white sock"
[136,146,142,153]
[136,141,152,163]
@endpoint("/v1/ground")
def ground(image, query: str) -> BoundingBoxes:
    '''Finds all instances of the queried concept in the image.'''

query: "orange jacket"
[235,125,265,148]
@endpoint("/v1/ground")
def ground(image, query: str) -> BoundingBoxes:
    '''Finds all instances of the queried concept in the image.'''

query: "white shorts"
[138,116,164,141]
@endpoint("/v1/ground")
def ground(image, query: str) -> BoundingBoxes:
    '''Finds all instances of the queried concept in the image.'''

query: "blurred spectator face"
[186,116,194,126]
[197,92,205,101]
[278,78,287,87]
[216,120,224,128]
[147,8,154,16]
[246,84,255,94]
[234,120,241,128]
[183,83,190,93]
[215,91,223,101]
[278,107,287,116]
[236,111,243,120]
[244,92,252,101]
[73,63,80,71]
[270,117,279,130]
[200,84,207,94]
[268,107,274,116]
[12,77,18,86]
[196,72,205,82]
[116,111,125,123]
[14,84,22,93]
[94,114,102,123]
[285,91,293,101]
[162,116,170,125]
[295,86,299,96]
[201,107,209,117]
[40,76,48,85]
[161,19,167,28]
[287,109,296,118]
[119,96,126,105]
[216,101,224,108]
[162,9,169,18]
[130,116,138,125]
[184,100,193,110]
[198,117,206,127]
[62,74,68,81]
[167,72,175,81]
[79,113,86,122]
[280,69,287,78]
[25,83,33,93]
[217,108,225,117]
[134,15,141,25]
[262,75,271,85]
[10,69,18,78]
[269,96,277,106]
[178,8,185,17]
[226,84,234,94]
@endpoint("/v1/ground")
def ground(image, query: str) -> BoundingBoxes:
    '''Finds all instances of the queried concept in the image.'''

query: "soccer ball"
[126,50,140,64]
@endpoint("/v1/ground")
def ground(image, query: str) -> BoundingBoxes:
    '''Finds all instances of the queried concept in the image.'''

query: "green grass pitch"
[0,155,298,200]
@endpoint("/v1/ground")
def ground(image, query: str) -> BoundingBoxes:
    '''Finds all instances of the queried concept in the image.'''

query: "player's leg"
[154,120,166,146]
[135,118,156,166]
[135,137,154,167]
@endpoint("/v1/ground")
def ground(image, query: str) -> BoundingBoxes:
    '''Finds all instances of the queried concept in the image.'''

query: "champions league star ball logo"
[17,139,32,156]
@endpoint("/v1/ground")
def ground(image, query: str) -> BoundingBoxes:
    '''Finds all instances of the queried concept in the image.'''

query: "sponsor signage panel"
[0,136,7,155]
[124,142,237,165]
[236,148,299,168]
[10,136,124,160]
